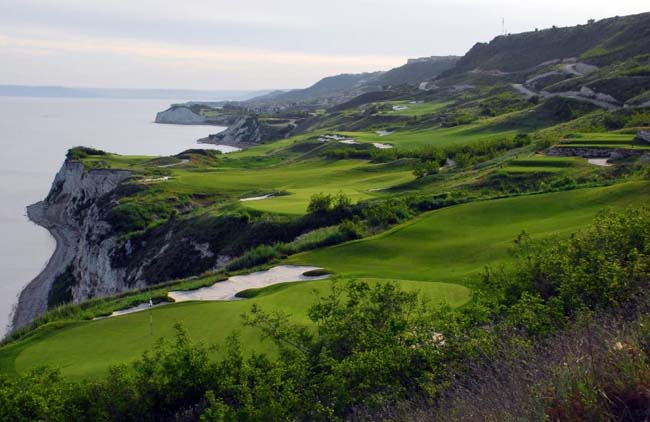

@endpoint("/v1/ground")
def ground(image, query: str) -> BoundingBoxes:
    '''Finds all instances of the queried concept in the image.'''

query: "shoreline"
[197,135,255,150]
[11,201,78,332]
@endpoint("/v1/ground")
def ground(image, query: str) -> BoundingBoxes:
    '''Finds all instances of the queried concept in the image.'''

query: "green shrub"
[47,265,76,308]
[66,146,107,161]
[226,244,280,271]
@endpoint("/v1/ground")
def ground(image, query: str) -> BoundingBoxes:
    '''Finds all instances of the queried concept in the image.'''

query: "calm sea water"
[0,97,229,337]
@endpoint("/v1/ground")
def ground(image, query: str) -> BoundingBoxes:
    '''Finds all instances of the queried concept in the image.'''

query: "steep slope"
[246,57,459,107]
[451,12,650,73]
[248,72,383,105]
[377,56,459,86]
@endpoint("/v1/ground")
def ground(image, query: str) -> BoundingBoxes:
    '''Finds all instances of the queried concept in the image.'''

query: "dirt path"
[511,84,620,111]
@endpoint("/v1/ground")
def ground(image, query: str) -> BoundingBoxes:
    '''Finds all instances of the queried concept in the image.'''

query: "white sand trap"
[392,105,409,111]
[373,143,393,149]
[94,302,170,320]
[339,139,358,145]
[588,158,613,167]
[323,134,346,140]
[240,194,274,202]
[143,176,171,183]
[168,265,330,302]
[158,159,189,168]
[376,130,394,137]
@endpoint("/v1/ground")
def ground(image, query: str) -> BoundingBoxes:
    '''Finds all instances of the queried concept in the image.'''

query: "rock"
[639,154,650,165]
[155,106,206,124]
[580,86,596,97]
[608,151,625,161]
[207,116,263,144]
[14,158,235,331]
[548,146,644,159]
[13,161,132,330]
[638,131,650,143]
[200,115,295,147]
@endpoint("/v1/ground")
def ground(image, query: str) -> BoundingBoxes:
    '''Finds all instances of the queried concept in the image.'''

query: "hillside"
[245,56,458,107]
[376,56,459,86]
[450,12,650,73]
[3,10,650,422]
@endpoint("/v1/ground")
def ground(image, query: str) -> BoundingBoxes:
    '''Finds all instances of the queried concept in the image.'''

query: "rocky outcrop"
[13,159,236,331]
[199,115,295,147]
[638,131,650,143]
[155,106,207,124]
[13,162,132,330]
[547,146,645,159]
[204,116,262,144]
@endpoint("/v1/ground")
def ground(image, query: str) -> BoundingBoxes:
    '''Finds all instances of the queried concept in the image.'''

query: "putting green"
[1,278,469,379]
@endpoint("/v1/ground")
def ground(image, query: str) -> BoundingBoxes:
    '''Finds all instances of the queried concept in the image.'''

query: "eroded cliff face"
[199,115,296,147]
[155,106,207,124]
[14,160,237,330]
[13,161,132,329]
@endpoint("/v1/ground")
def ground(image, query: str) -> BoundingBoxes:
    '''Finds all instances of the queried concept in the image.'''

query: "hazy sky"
[0,0,648,90]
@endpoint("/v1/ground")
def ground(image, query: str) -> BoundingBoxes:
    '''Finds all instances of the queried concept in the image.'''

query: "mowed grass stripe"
[290,181,650,283]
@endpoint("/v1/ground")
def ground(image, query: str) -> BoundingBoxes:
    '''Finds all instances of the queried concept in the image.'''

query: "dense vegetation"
[2,207,650,421]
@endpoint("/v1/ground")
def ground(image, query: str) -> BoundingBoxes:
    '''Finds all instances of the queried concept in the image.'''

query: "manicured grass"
[377,101,452,117]
[167,159,413,214]
[290,182,650,283]
[0,279,469,379]
[502,156,587,174]
[558,133,650,150]
[338,125,517,150]
[508,157,585,167]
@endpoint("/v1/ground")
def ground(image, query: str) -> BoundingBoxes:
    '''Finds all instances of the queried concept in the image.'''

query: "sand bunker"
[168,265,330,302]
[95,265,330,319]
[240,194,274,202]
[142,176,171,183]
[339,139,358,145]
[376,130,394,137]
[588,158,613,167]
[372,143,393,149]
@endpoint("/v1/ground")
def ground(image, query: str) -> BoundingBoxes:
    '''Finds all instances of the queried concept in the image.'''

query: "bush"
[107,203,153,233]
[226,244,280,271]
[66,146,107,161]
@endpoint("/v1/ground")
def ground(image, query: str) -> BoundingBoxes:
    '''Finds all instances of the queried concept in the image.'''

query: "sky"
[0,0,648,90]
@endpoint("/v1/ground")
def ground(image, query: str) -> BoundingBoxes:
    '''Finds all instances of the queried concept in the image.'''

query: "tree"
[307,193,333,214]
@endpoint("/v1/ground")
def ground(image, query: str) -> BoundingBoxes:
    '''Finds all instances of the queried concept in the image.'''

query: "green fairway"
[167,159,413,214]
[0,279,469,379]
[290,182,650,283]
[377,101,452,117]
[502,156,587,174]
[338,125,517,150]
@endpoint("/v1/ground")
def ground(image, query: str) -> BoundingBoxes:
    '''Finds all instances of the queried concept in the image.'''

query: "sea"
[0,96,230,338]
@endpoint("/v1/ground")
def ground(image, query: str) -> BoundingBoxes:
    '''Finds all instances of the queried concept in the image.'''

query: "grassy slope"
[170,159,413,214]
[376,101,452,117]
[290,181,650,283]
[339,125,517,150]
[6,181,646,379]
[0,279,469,379]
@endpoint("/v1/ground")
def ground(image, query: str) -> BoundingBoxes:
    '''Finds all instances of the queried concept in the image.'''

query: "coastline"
[11,201,78,332]
[197,135,255,150]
